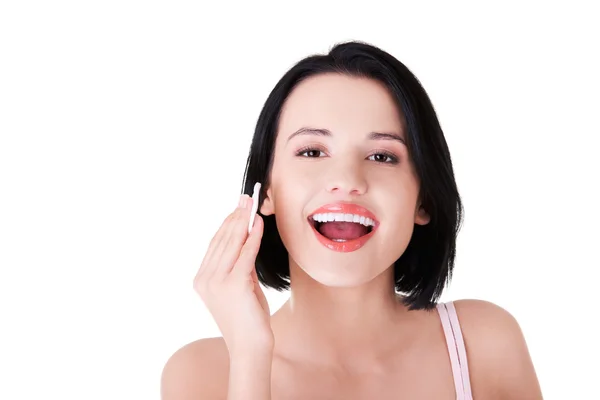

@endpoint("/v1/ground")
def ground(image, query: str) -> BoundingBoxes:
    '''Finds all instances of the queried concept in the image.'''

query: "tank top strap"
[436,301,473,400]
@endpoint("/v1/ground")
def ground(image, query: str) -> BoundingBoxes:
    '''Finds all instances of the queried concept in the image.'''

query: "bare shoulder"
[160,337,229,400]
[452,299,543,399]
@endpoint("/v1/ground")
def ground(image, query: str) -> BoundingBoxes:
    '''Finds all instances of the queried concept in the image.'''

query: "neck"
[270,262,416,370]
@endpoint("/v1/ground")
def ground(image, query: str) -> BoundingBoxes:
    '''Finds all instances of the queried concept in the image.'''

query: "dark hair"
[241,41,464,311]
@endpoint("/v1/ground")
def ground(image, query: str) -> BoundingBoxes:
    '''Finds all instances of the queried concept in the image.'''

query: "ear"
[259,186,275,216]
[415,205,430,226]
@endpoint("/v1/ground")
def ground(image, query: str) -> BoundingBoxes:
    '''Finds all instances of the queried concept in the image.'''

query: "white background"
[1,1,599,399]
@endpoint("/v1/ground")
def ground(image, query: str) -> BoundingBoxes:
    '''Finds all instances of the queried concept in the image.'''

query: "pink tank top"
[437,301,473,399]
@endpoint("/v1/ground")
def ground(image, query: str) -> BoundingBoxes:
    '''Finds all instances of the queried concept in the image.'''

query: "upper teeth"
[311,213,375,227]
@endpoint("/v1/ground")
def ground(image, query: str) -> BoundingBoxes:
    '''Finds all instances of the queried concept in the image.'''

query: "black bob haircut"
[241,41,464,311]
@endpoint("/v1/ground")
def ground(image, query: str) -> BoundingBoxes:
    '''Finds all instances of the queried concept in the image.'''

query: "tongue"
[318,222,369,241]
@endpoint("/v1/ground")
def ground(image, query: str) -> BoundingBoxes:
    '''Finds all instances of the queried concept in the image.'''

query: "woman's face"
[260,73,430,287]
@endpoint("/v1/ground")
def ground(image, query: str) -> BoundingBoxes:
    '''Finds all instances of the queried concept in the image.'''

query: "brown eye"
[368,152,399,164]
[296,147,326,158]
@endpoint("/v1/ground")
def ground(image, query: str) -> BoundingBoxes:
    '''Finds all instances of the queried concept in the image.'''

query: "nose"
[325,159,368,196]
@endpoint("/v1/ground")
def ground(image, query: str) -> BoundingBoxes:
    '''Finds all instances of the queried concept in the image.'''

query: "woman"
[161,41,542,399]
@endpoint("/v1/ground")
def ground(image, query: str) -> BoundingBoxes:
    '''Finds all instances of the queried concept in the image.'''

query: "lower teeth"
[332,239,347,242]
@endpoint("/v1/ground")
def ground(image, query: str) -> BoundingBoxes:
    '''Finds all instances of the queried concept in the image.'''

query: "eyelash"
[295,146,400,164]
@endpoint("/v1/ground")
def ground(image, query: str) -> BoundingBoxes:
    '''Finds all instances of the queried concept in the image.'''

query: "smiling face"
[260,73,430,287]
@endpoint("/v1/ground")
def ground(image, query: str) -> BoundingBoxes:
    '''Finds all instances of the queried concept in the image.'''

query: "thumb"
[254,277,270,314]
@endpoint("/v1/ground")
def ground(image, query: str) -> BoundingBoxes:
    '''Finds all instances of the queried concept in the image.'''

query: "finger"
[214,196,254,277]
[195,216,233,284]
[213,195,249,274]
[196,196,246,280]
[234,213,264,277]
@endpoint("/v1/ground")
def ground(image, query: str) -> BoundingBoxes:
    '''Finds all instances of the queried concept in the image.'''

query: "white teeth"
[311,212,375,227]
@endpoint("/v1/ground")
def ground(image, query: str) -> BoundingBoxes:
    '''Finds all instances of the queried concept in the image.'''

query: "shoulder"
[160,337,229,400]
[451,299,527,357]
[450,299,543,399]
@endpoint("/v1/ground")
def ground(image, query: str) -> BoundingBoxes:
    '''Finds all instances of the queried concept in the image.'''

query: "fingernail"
[238,194,245,208]
[244,195,252,209]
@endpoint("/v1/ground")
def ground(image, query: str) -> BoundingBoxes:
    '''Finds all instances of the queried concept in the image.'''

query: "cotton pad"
[248,182,261,233]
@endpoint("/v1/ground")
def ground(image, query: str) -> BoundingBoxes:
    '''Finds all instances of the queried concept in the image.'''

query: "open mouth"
[307,207,379,252]
[308,216,374,242]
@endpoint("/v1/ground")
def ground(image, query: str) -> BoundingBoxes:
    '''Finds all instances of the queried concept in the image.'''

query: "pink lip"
[307,202,379,253]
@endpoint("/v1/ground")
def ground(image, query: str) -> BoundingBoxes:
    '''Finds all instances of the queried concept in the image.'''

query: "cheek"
[378,185,419,236]
[377,201,418,262]
[269,169,313,239]
[270,176,306,224]
[270,158,316,207]
[284,162,318,184]
[271,187,307,254]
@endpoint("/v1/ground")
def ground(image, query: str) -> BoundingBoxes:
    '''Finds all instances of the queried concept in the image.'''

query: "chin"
[294,260,381,288]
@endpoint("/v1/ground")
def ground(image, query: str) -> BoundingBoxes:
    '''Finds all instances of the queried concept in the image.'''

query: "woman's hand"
[194,194,273,357]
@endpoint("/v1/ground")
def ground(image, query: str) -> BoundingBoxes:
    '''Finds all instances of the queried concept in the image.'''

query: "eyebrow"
[286,127,406,145]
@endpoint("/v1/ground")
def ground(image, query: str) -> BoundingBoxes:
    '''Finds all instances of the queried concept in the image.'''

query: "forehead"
[278,73,405,135]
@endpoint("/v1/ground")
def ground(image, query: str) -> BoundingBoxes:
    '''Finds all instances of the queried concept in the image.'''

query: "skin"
[161,73,543,399]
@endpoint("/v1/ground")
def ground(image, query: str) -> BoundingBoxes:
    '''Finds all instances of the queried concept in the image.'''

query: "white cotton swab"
[248,182,261,233]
